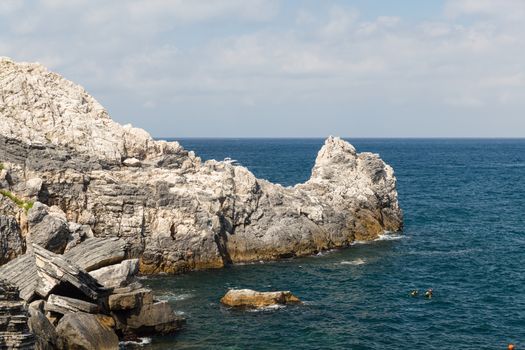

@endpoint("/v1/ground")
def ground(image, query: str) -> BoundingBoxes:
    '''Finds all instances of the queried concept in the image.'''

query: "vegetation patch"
[0,189,34,212]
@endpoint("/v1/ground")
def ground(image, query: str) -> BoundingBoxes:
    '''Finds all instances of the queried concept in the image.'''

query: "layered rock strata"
[0,281,35,349]
[0,240,183,348]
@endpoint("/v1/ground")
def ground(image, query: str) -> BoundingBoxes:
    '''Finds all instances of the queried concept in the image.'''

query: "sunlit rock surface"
[0,57,403,274]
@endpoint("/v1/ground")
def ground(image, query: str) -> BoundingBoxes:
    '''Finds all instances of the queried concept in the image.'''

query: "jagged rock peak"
[0,57,190,167]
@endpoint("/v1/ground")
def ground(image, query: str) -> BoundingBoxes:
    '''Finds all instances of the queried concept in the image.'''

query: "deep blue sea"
[143,139,525,350]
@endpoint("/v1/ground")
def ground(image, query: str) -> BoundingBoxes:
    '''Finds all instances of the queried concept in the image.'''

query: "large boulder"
[89,259,139,288]
[113,299,183,336]
[108,284,152,311]
[220,289,302,309]
[55,312,119,350]
[27,202,70,254]
[27,301,58,350]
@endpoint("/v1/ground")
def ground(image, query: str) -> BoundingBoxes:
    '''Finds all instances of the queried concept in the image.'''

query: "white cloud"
[0,1,524,136]
[445,0,525,21]
[319,6,359,38]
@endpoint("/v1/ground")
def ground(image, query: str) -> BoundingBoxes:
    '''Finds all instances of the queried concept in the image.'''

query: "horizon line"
[155,136,525,140]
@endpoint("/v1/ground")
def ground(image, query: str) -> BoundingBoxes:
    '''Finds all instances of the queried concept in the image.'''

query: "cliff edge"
[0,57,402,274]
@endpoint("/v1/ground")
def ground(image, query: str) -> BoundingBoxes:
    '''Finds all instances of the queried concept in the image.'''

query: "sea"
[140,138,525,350]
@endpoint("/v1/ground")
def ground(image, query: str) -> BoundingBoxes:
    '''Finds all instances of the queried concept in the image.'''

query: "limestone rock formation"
[0,244,183,346]
[220,289,302,309]
[0,57,403,274]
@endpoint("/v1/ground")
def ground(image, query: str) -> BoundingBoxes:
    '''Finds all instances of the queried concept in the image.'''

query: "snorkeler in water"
[410,290,419,297]
[425,288,433,299]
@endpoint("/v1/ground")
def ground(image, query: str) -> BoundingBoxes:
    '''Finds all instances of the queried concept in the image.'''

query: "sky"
[1,0,524,138]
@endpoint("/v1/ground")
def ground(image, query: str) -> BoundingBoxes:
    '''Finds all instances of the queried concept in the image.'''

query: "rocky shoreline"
[0,57,402,348]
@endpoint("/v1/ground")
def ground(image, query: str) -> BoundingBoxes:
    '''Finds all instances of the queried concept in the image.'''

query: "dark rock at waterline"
[113,299,184,336]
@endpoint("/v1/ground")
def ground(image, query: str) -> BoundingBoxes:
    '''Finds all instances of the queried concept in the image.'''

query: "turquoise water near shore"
[143,139,525,349]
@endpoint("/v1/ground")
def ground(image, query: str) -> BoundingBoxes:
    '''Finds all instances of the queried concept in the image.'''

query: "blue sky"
[1,0,524,137]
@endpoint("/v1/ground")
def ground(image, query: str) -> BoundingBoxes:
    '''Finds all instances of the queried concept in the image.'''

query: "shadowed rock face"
[0,57,403,274]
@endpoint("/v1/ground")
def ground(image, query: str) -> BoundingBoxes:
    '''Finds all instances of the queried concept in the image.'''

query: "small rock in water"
[220,289,302,309]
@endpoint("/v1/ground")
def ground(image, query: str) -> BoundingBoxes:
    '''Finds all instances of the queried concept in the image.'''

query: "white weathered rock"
[123,157,141,167]
[0,58,403,274]
[89,259,139,288]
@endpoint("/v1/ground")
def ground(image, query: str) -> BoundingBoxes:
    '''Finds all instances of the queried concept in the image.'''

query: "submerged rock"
[220,289,302,309]
[0,57,403,274]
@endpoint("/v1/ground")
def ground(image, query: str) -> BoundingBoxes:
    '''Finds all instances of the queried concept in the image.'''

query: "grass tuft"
[0,189,34,212]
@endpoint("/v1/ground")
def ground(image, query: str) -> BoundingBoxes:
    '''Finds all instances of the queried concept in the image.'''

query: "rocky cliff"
[0,57,402,274]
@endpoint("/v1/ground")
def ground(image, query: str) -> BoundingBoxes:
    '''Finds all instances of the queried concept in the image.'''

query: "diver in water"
[410,290,419,297]
[425,288,433,299]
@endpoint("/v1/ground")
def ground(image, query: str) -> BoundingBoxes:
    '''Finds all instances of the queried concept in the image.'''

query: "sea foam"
[340,258,366,266]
